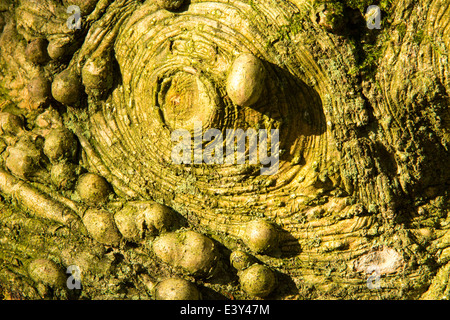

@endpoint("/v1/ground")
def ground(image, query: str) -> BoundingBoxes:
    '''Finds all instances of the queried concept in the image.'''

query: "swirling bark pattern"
[0,0,449,299]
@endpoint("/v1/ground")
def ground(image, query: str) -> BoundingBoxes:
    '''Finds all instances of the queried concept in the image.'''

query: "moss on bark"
[0,0,449,300]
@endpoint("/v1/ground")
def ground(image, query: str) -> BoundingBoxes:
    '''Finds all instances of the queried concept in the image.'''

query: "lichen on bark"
[0,0,449,300]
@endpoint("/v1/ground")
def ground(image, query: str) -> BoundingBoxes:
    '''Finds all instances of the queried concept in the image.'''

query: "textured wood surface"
[0,0,449,299]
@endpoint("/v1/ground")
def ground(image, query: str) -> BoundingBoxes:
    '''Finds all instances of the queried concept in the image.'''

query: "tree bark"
[0,0,449,300]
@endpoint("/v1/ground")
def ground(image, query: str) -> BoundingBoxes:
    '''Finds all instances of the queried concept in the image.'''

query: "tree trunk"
[0,0,449,300]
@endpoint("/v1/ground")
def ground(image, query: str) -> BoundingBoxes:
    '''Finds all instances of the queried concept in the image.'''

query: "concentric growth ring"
[86,0,327,234]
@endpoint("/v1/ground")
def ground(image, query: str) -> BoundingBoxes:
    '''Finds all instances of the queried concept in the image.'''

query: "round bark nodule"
[76,173,111,205]
[226,53,266,107]
[43,127,78,163]
[81,55,114,95]
[47,39,70,61]
[242,220,279,254]
[82,208,122,246]
[239,264,277,298]
[156,0,185,11]
[155,278,201,300]
[152,230,218,276]
[5,137,44,180]
[25,38,50,65]
[114,202,177,241]
[28,259,66,287]
[1,0,450,301]
[27,75,51,108]
[142,203,176,234]
[51,162,78,190]
[114,205,142,242]
[0,112,24,135]
[51,68,83,106]
[230,250,255,271]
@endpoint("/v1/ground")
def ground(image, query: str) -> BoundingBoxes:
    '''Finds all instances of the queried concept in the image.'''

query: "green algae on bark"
[0,0,449,300]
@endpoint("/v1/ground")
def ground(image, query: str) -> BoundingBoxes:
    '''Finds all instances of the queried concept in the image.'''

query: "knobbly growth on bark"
[0,0,449,300]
